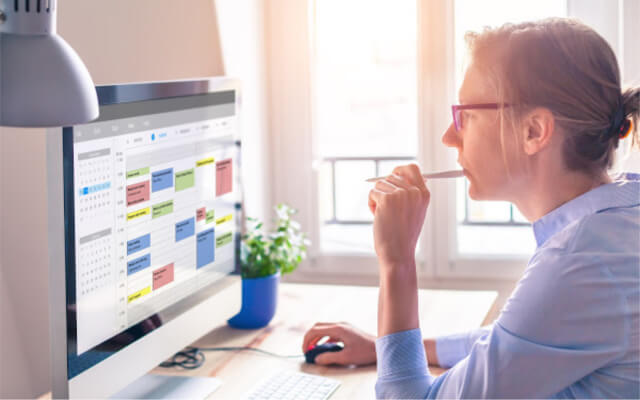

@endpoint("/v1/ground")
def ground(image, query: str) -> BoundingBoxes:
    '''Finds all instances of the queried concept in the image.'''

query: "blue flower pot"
[227,272,280,329]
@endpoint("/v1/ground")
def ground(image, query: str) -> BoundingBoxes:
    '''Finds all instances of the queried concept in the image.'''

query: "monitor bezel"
[48,77,243,398]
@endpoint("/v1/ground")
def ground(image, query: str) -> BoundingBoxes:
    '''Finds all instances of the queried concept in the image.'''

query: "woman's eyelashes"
[461,111,473,129]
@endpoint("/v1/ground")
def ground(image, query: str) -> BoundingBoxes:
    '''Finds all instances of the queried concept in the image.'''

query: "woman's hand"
[368,164,430,272]
[301,322,376,366]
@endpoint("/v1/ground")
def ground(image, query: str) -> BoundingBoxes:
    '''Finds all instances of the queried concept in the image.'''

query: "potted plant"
[227,203,310,329]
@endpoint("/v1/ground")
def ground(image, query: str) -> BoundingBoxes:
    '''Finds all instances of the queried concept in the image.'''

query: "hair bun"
[619,118,633,139]
[605,103,626,141]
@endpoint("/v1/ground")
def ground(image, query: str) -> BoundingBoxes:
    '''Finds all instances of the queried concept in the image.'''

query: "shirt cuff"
[434,332,470,368]
[375,328,428,380]
[435,325,493,368]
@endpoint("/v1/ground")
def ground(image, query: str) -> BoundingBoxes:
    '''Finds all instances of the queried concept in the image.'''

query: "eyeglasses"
[451,103,511,131]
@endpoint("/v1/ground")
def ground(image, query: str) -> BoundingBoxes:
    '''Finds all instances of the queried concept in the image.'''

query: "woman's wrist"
[378,261,419,337]
[378,258,417,281]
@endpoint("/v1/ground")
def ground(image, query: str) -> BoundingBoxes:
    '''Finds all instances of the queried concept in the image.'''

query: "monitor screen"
[61,80,241,382]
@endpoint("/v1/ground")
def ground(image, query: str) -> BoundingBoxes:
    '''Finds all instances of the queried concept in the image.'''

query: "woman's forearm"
[377,261,420,337]
[424,338,440,366]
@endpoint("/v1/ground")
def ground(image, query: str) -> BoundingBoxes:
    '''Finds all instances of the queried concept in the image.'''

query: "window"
[313,0,418,254]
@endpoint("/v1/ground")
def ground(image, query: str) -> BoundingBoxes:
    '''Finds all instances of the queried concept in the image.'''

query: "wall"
[0,0,269,397]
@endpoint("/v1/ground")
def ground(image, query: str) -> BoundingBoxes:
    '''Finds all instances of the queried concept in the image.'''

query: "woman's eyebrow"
[457,91,468,104]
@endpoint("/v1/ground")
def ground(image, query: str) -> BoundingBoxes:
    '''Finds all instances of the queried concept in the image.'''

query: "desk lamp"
[0,0,98,126]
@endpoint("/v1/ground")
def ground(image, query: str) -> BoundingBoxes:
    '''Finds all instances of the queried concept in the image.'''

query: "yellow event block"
[127,286,151,303]
[216,214,233,225]
[196,157,215,167]
[127,207,150,221]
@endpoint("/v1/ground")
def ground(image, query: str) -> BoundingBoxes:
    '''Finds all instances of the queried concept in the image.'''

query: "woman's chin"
[467,184,490,201]
[467,181,481,200]
[468,188,482,200]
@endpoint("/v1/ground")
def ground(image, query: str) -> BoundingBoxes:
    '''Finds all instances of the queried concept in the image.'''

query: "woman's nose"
[442,123,461,148]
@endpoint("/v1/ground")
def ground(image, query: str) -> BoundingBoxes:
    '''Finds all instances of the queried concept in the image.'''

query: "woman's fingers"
[368,187,387,215]
[393,164,428,193]
[302,325,345,352]
[385,173,412,190]
[369,180,395,214]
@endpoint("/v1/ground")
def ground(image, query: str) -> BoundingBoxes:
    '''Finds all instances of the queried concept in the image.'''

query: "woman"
[302,18,639,398]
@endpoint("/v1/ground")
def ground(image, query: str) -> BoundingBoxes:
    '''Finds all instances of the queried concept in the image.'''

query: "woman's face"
[441,63,522,201]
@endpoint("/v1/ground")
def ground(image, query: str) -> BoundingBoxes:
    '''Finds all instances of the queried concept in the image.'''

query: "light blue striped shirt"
[375,173,640,399]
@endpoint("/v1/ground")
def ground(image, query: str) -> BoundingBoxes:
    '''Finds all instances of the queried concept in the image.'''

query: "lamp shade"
[0,0,99,127]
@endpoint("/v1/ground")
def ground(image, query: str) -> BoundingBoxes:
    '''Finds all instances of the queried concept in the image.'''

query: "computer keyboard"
[244,370,341,400]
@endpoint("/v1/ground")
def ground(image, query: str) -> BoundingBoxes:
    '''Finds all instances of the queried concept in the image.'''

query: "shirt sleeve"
[374,329,440,399]
[434,325,493,368]
[374,248,630,399]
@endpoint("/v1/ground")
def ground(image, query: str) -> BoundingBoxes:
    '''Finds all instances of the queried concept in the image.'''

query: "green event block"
[126,167,150,179]
[152,200,174,219]
[175,169,195,191]
[206,210,215,224]
[216,232,233,247]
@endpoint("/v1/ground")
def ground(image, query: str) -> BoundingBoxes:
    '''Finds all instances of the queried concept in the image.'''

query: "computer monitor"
[46,78,242,398]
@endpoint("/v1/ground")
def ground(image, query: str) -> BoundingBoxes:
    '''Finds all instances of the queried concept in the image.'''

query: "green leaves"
[240,203,310,279]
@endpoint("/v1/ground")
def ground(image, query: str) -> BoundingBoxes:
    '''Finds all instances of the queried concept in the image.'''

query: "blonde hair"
[465,18,639,175]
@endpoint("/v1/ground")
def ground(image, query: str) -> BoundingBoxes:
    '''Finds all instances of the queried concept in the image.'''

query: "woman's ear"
[522,107,555,155]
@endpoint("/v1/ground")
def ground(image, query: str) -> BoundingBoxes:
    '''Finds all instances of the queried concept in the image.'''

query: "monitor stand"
[111,374,222,399]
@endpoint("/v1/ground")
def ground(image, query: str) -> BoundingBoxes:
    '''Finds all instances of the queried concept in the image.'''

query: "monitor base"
[111,374,222,399]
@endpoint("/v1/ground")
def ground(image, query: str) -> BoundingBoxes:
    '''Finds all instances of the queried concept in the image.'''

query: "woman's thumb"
[314,351,343,365]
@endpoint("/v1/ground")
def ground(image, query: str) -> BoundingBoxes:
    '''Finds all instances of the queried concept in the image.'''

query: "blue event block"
[127,253,151,275]
[196,228,215,269]
[127,233,151,255]
[175,217,195,242]
[152,168,174,192]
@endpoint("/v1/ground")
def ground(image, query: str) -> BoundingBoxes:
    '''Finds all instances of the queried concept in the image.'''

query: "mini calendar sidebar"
[46,78,244,399]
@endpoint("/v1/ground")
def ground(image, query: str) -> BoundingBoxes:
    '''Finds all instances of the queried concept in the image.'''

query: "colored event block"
[175,169,195,191]
[127,253,151,275]
[127,167,150,179]
[216,232,233,248]
[216,159,233,196]
[196,157,215,167]
[126,181,150,206]
[215,214,232,226]
[196,228,215,269]
[153,263,174,290]
[128,286,151,303]
[196,207,206,221]
[152,200,173,219]
[152,168,173,192]
[175,217,195,242]
[127,207,150,221]
[127,233,151,255]
[206,210,215,224]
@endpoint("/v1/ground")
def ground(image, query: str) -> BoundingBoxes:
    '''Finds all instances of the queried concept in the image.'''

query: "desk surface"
[150,282,497,399]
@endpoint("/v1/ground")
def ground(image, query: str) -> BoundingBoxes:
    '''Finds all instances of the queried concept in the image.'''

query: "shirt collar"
[532,172,640,248]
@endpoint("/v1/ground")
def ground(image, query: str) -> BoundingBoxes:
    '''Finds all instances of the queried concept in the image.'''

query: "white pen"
[365,169,464,183]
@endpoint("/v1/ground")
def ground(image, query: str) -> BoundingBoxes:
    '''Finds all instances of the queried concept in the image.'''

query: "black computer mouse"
[304,342,344,364]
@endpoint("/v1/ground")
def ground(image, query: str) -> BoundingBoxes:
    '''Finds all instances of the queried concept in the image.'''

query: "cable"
[159,347,205,369]
[158,346,304,370]
[198,346,304,359]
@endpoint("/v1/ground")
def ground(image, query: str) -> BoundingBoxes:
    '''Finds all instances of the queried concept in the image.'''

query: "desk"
[150,283,497,399]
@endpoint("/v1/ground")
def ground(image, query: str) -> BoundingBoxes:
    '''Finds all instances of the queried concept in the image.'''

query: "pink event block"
[196,207,206,221]
[127,181,150,206]
[216,159,233,196]
[153,263,174,290]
